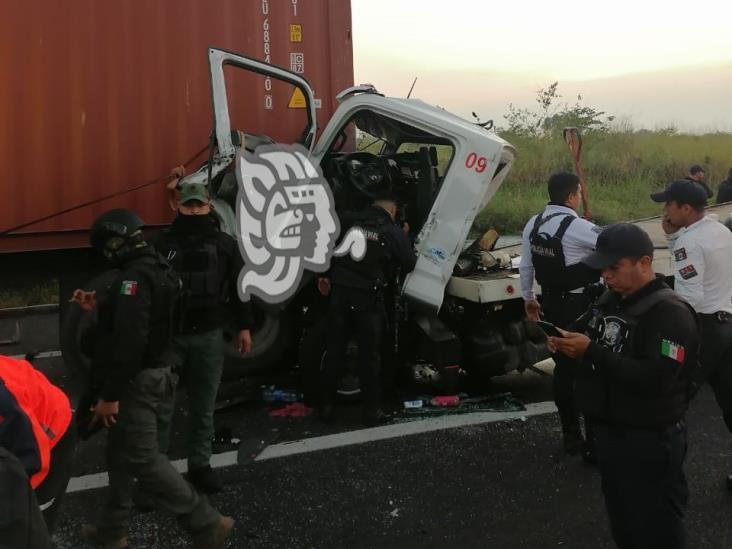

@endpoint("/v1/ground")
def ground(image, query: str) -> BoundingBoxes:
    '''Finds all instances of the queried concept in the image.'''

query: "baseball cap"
[581,223,654,269]
[179,183,210,204]
[649,179,707,207]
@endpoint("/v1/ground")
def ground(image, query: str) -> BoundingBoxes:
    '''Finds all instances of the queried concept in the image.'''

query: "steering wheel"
[342,152,391,197]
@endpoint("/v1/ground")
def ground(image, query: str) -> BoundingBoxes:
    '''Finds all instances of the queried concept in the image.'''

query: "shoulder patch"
[660,339,685,363]
[674,248,687,261]
[591,225,602,234]
[678,265,698,280]
[120,280,138,296]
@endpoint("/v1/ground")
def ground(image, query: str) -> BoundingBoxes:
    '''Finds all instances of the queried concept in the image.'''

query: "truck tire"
[59,270,120,395]
[221,309,294,380]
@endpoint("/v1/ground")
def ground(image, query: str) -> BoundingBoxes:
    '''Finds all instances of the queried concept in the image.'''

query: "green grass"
[0,280,59,309]
[477,130,732,233]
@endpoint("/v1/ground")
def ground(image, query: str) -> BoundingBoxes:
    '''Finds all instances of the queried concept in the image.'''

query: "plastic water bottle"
[261,386,301,402]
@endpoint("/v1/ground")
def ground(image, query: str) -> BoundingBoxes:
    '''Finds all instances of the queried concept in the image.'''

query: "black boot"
[362,408,390,427]
[317,402,335,423]
[187,465,222,494]
[581,418,598,466]
[558,407,583,455]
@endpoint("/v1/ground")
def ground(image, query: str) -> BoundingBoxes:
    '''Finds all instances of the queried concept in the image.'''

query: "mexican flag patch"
[120,280,138,296]
[660,339,685,363]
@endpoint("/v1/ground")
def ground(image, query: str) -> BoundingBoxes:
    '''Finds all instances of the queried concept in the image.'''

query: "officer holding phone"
[519,172,601,456]
[550,223,698,549]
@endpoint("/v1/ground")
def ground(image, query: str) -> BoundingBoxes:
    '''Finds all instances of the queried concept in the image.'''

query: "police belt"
[698,311,732,323]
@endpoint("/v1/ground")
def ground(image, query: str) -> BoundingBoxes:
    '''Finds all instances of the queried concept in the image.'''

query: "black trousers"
[542,291,593,434]
[698,315,732,433]
[322,286,384,410]
[35,420,77,533]
[595,422,688,549]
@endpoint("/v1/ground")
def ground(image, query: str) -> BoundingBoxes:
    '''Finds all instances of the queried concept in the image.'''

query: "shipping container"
[0,0,353,254]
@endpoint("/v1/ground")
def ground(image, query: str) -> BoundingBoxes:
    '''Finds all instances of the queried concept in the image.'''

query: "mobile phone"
[536,320,563,338]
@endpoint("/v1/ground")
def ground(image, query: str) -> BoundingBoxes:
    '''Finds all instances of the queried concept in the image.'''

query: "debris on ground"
[261,386,303,403]
[394,392,525,421]
[268,402,313,418]
[430,395,460,407]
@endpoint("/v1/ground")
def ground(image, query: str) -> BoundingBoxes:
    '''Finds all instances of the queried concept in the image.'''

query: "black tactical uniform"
[575,227,699,549]
[322,203,416,424]
[81,209,232,548]
[154,209,252,492]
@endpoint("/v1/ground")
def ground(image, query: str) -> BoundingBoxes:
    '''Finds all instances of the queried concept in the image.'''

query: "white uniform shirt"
[670,216,732,314]
[519,205,600,300]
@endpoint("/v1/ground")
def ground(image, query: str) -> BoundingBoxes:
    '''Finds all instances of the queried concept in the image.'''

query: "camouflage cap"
[179,183,210,204]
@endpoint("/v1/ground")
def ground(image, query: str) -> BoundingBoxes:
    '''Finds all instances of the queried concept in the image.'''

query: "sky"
[351,0,732,132]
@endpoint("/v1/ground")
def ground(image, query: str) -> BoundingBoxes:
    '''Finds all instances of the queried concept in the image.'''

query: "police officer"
[519,171,601,455]
[716,167,732,204]
[551,223,698,549]
[651,179,732,488]
[685,164,713,199]
[79,209,233,549]
[319,179,416,426]
[155,182,252,494]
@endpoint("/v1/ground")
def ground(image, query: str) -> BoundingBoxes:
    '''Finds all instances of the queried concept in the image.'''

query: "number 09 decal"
[465,152,488,173]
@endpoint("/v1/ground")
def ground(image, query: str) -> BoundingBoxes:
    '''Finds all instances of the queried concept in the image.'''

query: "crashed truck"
[64,48,549,399]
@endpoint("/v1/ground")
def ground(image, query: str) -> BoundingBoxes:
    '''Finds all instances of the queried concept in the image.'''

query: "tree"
[501,83,614,137]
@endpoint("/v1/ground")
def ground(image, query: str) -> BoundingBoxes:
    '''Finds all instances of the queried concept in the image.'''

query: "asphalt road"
[3,311,732,548]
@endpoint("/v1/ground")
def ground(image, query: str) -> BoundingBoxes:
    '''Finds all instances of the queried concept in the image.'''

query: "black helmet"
[89,208,147,263]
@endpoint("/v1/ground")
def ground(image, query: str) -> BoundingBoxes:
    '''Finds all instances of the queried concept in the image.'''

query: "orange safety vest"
[0,355,71,489]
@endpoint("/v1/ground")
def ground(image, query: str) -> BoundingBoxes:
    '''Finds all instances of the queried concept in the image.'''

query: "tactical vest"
[577,287,696,428]
[529,211,599,292]
[112,254,183,361]
[331,211,390,292]
[169,238,222,310]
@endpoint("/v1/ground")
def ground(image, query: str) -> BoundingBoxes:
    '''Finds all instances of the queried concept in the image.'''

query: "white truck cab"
[199,48,547,389]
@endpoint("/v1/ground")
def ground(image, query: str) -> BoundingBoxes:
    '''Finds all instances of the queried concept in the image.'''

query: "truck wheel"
[221,309,294,381]
[59,270,120,395]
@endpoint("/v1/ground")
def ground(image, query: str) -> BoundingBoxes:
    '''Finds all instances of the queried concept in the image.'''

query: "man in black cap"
[685,164,713,199]
[651,179,732,489]
[550,223,698,549]
[318,176,416,426]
